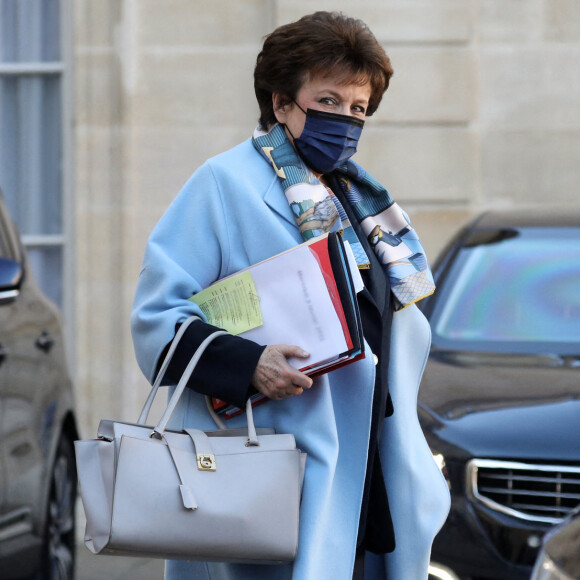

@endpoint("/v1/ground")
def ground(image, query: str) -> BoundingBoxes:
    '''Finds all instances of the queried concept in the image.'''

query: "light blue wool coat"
[130,139,450,580]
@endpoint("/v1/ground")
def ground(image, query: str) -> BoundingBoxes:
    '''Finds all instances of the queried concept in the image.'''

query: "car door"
[0,201,49,547]
[0,362,5,519]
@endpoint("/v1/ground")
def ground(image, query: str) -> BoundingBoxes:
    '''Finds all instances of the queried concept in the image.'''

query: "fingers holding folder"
[252,345,314,400]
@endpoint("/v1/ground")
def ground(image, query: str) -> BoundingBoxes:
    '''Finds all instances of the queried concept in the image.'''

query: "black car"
[418,208,580,580]
[0,192,78,579]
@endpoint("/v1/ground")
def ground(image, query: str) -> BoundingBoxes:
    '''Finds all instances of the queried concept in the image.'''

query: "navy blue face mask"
[288,103,365,174]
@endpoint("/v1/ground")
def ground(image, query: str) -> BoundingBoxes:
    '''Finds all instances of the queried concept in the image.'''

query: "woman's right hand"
[252,345,313,400]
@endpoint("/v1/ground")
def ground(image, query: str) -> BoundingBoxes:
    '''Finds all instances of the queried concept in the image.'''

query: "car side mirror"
[0,257,23,303]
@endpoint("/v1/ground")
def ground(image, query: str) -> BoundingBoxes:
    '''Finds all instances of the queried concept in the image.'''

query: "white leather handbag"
[75,316,305,563]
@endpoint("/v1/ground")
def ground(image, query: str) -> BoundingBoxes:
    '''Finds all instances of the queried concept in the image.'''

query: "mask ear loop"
[292,99,308,116]
[284,99,309,141]
[273,94,301,140]
[283,122,295,140]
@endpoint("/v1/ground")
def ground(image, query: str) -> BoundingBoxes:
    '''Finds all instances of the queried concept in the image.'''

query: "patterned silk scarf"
[252,124,435,310]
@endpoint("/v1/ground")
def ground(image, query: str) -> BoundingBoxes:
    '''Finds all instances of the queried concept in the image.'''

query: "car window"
[431,227,580,354]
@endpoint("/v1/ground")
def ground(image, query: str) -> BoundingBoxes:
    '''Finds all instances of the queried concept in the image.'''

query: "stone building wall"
[74,1,580,434]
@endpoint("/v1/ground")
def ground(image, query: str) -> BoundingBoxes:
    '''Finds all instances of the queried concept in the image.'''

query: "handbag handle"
[138,315,259,444]
[138,315,202,425]
[205,394,227,430]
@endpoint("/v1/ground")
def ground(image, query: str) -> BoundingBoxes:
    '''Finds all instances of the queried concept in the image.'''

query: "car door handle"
[0,342,6,364]
[35,331,54,353]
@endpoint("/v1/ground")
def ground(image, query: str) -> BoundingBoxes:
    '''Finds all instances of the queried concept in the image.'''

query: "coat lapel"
[262,173,297,228]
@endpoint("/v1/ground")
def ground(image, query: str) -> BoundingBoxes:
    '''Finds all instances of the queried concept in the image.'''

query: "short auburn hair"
[254,11,393,128]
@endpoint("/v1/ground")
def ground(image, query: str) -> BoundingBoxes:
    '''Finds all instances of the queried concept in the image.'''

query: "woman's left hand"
[252,344,313,400]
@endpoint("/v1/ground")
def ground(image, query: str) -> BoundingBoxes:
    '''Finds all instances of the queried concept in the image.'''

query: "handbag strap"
[204,397,259,445]
[205,395,227,429]
[139,315,260,443]
[138,315,201,424]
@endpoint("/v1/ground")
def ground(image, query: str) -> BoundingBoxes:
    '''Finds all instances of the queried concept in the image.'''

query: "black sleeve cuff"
[158,320,266,409]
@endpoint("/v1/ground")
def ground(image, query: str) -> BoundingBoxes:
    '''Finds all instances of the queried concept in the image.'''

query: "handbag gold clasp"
[197,453,216,471]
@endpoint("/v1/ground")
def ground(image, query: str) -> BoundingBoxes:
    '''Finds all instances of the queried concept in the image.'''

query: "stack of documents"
[190,232,364,418]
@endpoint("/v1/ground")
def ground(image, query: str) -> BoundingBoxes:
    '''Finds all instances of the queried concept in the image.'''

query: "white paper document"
[240,245,347,369]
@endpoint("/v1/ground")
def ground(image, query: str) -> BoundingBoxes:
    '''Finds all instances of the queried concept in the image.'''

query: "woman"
[131,11,450,580]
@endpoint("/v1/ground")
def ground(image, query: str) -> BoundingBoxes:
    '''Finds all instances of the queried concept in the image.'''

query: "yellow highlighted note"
[189,271,263,335]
